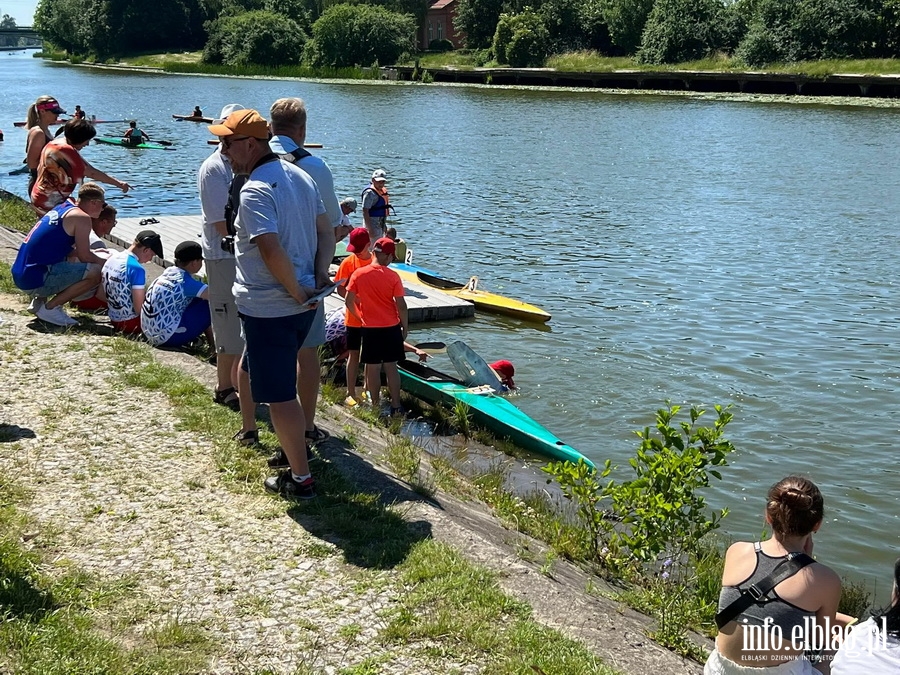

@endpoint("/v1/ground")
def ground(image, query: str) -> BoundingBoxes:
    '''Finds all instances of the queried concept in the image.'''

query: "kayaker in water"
[490,360,517,390]
[191,106,203,118]
[123,120,150,146]
[73,105,86,120]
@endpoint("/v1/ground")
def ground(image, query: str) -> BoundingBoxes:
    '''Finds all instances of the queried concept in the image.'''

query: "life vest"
[362,185,391,218]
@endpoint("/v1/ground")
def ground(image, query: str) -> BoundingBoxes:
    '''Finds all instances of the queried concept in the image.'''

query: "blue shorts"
[31,262,90,297]
[240,311,315,403]
[161,299,212,348]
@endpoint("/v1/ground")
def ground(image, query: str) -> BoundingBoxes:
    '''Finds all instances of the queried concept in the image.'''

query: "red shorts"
[112,317,142,334]
[71,296,107,311]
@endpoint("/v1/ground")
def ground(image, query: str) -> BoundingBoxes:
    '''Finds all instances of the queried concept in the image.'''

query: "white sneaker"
[35,303,78,326]
[27,296,46,314]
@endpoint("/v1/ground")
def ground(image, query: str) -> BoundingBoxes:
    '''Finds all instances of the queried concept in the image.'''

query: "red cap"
[373,237,395,256]
[346,227,370,254]
[490,360,516,388]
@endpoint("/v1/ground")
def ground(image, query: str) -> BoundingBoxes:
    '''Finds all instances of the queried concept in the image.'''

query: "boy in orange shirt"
[345,237,408,415]
[335,228,373,406]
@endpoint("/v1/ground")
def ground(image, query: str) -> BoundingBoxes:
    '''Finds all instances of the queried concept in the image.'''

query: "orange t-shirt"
[31,140,86,216]
[346,263,404,328]
[335,253,373,328]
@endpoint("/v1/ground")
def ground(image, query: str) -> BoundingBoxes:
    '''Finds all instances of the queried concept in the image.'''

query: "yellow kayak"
[393,263,551,323]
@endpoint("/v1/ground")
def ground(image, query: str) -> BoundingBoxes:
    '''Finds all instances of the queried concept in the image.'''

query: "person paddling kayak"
[123,121,149,146]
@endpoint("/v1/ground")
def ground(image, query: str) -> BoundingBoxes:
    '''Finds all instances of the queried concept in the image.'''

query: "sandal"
[214,387,240,412]
[233,429,259,447]
[305,425,329,445]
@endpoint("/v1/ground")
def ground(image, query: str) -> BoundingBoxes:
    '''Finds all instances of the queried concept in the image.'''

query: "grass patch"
[160,61,381,80]
[0,472,212,674]
[0,194,36,235]
[383,539,616,674]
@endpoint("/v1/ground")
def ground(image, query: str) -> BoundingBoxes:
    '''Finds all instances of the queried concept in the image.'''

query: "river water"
[2,52,898,592]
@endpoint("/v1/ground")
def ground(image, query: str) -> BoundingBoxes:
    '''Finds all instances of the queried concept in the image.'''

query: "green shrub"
[306,3,416,67]
[429,38,454,51]
[453,0,505,48]
[492,8,549,67]
[203,10,305,66]
[735,22,782,66]
[601,0,654,55]
[638,0,725,65]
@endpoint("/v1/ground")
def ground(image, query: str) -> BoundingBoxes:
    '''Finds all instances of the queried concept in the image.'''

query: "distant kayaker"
[73,105,86,120]
[191,106,203,118]
[123,120,150,146]
[362,169,392,242]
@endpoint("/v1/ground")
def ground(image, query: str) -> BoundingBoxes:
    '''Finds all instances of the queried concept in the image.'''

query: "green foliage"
[544,402,735,569]
[1,12,16,28]
[428,37,454,51]
[492,7,550,66]
[305,3,416,67]
[454,0,505,48]
[735,22,782,65]
[602,0,654,54]
[35,0,209,58]
[203,10,305,66]
[638,0,725,64]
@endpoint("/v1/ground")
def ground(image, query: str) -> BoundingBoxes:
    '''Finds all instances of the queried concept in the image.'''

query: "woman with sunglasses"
[24,96,65,193]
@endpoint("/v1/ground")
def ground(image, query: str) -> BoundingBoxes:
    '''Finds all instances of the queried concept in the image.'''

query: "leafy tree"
[453,0,505,48]
[602,0,654,54]
[305,3,416,67]
[203,10,305,65]
[577,0,613,51]
[492,7,549,65]
[638,0,725,64]
[1,13,17,28]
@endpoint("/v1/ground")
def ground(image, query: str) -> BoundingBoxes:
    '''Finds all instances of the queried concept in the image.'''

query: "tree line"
[31,0,900,69]
[459,0,900,67]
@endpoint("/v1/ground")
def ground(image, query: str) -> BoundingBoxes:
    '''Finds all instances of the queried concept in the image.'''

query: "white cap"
[215,104,245,124]
[371,169,387,182]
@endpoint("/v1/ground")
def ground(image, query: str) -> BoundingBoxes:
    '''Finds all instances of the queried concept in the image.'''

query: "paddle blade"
[414,341,447,354]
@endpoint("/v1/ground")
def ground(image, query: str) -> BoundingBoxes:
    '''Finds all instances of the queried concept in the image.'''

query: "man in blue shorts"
[141,241,213,349]
[209,108,334,500]
[11,181,110,327]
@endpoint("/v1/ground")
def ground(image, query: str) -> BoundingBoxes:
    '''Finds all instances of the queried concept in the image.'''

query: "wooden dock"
[115,215,474,323]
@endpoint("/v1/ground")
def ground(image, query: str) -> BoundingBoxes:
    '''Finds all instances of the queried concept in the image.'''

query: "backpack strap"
[714,552,815,630]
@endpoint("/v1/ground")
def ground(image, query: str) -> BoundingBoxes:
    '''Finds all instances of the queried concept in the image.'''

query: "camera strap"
[714,551,815,629]
[223,153,279,237]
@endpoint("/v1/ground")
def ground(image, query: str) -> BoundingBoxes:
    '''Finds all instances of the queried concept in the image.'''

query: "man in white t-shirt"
[198,103,245,412]
[209,108,334,500]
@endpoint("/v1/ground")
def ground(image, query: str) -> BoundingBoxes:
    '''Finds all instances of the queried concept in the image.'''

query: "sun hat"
[214,104,245,124]
[373,237,395,257]
[371,169,387,183]
[346,228,370,254]
[37,99,66,115]
[136,230,164,258]
[174,240,203,263]
[208,109,269,140]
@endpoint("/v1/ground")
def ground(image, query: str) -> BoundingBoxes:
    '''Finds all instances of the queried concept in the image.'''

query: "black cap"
[135,230,163,258]
[174,240,203,263]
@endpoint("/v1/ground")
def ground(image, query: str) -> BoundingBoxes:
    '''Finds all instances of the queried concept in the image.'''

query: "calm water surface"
[2,52,898,590]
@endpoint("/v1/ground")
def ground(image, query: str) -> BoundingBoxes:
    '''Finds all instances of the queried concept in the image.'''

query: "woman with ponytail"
[706,475,846,674]
[24,96,65,193]
[832,559,900,673]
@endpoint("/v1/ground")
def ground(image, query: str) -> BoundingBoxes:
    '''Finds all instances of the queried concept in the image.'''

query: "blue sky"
[3,0,36,25]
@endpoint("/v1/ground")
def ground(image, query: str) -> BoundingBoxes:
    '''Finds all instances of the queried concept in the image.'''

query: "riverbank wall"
[384,65,900,98]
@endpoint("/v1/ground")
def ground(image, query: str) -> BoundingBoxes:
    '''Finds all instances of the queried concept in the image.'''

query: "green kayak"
[397,358,594,468]
[94,137,173,151]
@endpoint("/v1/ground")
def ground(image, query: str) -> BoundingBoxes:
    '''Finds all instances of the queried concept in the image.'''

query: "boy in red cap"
[334,227,373,406]
[345,237,407,415]
[490,360,517,391]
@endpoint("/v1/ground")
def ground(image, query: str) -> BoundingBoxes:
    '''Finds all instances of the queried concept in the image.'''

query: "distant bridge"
[0,26,42,47]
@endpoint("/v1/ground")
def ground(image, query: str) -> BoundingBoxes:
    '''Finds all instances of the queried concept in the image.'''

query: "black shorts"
[346,325,362,351]
[360,324,404,365]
